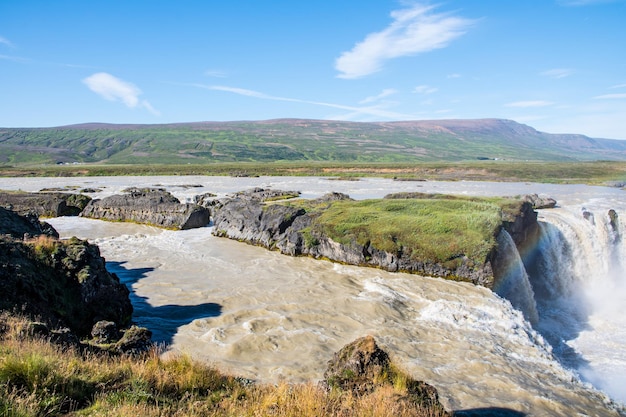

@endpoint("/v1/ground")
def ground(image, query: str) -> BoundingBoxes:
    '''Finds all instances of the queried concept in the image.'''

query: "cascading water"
[492,229,539,324]
[514,204,626,403]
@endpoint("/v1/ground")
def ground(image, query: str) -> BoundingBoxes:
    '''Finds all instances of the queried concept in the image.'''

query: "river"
[2,176,624,415]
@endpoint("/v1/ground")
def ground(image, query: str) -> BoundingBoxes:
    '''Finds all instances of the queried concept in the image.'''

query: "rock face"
[0,191,92,217]
[212,189,543,288]
[324,336,447,413]
[0,208,132,336]
[80,187,209,229]
[0,206,59,239]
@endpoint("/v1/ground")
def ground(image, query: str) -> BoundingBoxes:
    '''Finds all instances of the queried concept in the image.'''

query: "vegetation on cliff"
[306,197,514,270]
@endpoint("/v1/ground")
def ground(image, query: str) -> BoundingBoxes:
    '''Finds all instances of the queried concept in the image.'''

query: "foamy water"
[2,176,625,415]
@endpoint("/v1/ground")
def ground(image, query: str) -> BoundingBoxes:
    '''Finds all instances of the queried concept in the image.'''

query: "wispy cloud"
[204,69,227,78]
[359,88,398,104]
[335,4,476,79]
[505,100,554,107]
[594,93,626,99]
[413,85,438,94]
[0,36,14,48]
[0,54,29,63]
[541,68,573,79]
[447,73,461,79]
[82,72,160,115]
[609,83,626,89]
[191,83,415,120]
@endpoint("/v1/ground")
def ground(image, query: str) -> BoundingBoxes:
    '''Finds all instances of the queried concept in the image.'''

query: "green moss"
[309,197,510,268]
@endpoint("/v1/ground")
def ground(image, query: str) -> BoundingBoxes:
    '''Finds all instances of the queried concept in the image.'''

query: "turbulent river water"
[2,176,625,415]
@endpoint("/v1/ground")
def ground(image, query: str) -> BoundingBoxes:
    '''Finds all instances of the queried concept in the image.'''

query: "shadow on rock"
[106,261,222,345]
[453,408,526,417]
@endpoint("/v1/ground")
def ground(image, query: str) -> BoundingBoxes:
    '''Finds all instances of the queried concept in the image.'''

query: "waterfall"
[501,203,626,400]
[492,229,539,324]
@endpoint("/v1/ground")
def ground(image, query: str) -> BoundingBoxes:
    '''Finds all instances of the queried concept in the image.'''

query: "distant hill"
[1,118,625,165]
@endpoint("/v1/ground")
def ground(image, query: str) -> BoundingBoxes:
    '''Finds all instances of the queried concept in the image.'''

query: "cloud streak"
[0,36,14,48]
[541,68,573,79]
[82,72,160,115]
[191,83,415,120]
[335,4,476,79]
[359,88,398,104]
[413,85,438,94]
[594,93,626,99]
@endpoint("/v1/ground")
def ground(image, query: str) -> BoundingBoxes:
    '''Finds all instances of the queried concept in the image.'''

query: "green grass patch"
[309,197,509,268]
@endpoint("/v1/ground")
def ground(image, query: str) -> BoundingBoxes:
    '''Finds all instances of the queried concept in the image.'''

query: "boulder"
[0,191,92,217]
[80,188,210,229]
[324,336,446,412]
[91,320,119,344]
[521,193,557,209]
[114,325,153,354]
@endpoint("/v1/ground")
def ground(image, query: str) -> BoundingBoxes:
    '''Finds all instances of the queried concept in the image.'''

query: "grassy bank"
[1,161,625,186]
[0,314,446,417]
[297,195,518,269]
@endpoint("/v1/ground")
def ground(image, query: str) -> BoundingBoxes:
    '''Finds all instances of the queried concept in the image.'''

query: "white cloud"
[204,69,227,78]
[82,72,159,115]
[594,93,626,99]
[609,83,626,89]
[359,88,398,104]
[505,100,554,108]
[0,36,14,48]
[335,4,476,79]
[541,68,573,79]
[192,83,415,120]
[413,85,438,94]
[447,73,461,79]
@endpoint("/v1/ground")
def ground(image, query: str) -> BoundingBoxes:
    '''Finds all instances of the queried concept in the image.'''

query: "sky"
[1,1,625,139]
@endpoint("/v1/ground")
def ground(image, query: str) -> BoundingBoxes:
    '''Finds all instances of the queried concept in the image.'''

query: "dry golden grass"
[0,314,448,417]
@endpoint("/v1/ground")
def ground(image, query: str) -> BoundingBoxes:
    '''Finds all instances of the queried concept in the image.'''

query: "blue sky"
[1,1,625,139]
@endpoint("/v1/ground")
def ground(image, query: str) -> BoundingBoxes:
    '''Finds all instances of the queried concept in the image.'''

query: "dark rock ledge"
[0,207,152,354]
[211,188,546,289]
[80,187,210,229]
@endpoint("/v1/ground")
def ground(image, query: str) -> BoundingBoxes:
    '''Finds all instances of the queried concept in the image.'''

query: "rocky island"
[211,188,545,290]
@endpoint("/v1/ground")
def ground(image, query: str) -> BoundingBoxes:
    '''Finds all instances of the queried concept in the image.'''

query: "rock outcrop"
[80,187,209,229]
[0,207,132,336]
[0,191,92,217]
[324,336,448,414]
[212,189,543,288]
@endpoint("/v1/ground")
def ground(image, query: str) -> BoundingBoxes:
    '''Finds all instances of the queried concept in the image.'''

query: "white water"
[2,176,625,415]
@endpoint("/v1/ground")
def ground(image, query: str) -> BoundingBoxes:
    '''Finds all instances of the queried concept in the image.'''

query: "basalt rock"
[212,190,541,289]
[324,336,447,413]
[0,208,132,336]
[80,187,209,229]
[0,191,92,217]
[0,206,59,239]
[521,193,557,209]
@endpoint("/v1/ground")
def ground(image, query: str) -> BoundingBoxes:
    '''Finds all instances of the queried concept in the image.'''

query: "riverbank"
[1,160,625,186]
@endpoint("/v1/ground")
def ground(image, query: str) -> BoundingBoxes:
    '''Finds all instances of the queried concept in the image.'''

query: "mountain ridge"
[1,118,625,164]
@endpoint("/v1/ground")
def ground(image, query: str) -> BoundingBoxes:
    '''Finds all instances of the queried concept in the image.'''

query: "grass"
[0,160,625,186]
[307,197,509,269]
[0,314,448,417]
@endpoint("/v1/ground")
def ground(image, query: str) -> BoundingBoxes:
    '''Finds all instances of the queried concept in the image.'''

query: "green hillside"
[1,118,626,166]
